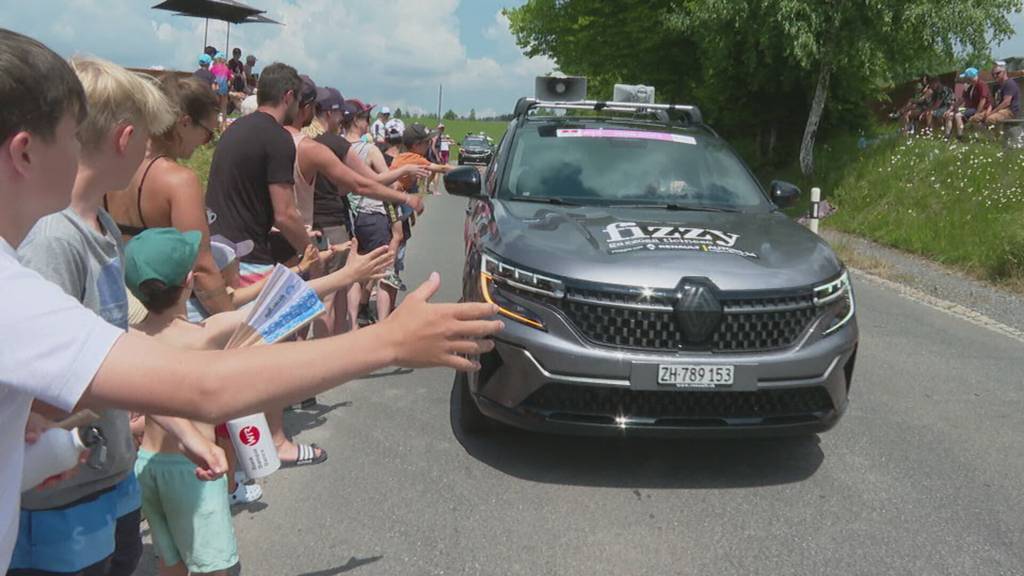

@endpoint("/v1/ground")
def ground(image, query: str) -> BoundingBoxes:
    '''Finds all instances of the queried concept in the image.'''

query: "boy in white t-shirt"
[0,29,501,573]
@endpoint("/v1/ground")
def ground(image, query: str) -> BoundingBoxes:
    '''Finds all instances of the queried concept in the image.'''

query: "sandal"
[280,443,328,468]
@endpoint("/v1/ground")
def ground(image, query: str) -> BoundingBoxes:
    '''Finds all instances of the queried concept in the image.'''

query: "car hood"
[485,201,842,292]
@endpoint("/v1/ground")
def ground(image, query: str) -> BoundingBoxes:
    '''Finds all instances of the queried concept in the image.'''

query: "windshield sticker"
[601,222,759,258]
[556,128,696,145]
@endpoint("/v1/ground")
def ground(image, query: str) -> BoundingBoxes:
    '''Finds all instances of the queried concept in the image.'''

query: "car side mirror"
[770,180,801,208]
[444,166,484,198]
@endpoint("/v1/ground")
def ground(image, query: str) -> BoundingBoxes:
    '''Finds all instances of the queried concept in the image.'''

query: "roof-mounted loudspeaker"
[535,76,587,102]
[613,84,655,104]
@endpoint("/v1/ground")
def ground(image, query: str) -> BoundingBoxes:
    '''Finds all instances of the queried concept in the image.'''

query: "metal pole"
[226,22,230,55]
[204,18,209,49]
[437,84,442,120]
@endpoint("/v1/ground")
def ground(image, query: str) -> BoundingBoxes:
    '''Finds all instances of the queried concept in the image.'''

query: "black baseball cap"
[298,75,318,106]
[315,86,344,112]
[403,122,436,146]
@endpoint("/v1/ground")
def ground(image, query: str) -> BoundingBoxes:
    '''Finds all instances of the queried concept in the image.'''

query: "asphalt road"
[139,193,1024,576]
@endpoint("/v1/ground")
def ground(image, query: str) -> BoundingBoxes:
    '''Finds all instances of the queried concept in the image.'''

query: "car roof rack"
[514,97,703,125]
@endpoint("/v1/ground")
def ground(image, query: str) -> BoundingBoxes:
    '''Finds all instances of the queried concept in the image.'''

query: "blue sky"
[3,2,1023,116]
[0,0,552,118]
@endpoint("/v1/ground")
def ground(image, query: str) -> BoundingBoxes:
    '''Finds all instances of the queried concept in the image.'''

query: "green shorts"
[135,450,238,573]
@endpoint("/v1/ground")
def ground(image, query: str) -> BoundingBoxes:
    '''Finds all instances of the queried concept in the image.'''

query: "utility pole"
[437,84,443,120]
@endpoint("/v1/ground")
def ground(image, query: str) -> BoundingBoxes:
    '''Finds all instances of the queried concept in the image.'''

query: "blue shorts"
[11,473,141,573]
[962,107,978,120]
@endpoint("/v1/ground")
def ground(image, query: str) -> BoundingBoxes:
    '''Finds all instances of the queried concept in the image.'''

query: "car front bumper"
[459,151,492,164]
[468,302,858,438]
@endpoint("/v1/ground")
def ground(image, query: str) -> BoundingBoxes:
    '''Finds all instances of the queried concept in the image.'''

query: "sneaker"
[230,482,263,506]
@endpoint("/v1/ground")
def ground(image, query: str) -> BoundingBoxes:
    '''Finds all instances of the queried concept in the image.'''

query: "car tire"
[453,372,500,434]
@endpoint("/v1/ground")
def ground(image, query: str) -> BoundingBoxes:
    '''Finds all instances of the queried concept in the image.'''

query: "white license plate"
[657,364,734,388]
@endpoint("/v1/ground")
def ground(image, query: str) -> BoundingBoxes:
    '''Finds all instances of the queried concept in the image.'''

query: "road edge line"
[850,267,1024,346]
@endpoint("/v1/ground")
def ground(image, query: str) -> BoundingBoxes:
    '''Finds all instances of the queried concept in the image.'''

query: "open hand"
[400,164,431,180]
[379,272,503,371]
[340,238,392,284]
[299,244,324,279]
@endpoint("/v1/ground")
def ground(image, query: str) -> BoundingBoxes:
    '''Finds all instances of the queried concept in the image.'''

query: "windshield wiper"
[507,196,584,207]
[606,202,741,213]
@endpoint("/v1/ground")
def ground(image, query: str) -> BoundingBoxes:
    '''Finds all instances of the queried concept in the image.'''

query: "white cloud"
[0,1,554,115]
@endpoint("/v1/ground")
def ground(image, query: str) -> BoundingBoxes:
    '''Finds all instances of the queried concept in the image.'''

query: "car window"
[463,137,488,147]
[499,124,769,210]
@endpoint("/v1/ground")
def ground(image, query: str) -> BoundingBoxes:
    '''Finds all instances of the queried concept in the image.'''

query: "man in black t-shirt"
[205,62,309,285]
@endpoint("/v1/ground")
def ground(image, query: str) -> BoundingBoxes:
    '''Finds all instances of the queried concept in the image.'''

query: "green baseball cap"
[124,228,201,302]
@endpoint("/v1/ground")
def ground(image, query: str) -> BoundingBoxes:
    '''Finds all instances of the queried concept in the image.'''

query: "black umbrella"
[153,0,282,55]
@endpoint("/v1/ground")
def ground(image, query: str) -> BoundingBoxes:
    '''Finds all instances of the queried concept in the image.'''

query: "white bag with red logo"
[226,413,280,479]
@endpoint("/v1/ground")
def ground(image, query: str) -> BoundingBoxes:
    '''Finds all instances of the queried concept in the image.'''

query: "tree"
[508,0,1021,175]
[469,108,477,121]
[443,109,458,120]
[394,108,403,118]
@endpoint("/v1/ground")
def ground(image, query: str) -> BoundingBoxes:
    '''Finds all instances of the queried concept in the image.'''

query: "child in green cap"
[125,228,390,575]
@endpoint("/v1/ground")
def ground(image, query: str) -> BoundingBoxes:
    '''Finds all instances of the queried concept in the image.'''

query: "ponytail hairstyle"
[155,75,219,144]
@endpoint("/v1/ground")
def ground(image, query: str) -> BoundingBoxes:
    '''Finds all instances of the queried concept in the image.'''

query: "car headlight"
[480,253,563,330]
[814,270,855,336]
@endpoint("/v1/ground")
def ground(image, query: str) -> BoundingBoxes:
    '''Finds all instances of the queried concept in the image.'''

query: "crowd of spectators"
[897,62,1021,141]
[0,27,499,576]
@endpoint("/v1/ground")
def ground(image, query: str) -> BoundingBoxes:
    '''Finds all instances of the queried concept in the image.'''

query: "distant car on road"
[444,81,859,438]
[457,134,493,166]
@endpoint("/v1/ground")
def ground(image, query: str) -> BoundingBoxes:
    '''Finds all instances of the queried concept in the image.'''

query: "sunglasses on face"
[196,120,217,144]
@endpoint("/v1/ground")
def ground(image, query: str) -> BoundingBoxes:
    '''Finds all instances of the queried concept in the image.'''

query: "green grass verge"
[827,133,1024,284]
[405,117,508,146]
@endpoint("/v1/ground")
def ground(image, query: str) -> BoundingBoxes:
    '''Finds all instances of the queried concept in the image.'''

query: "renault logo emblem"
[674,278,723,346]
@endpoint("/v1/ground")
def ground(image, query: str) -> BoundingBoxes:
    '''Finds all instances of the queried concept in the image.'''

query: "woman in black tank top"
[104,76,235,316]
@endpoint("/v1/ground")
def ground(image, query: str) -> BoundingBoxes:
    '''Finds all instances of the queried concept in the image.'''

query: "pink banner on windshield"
[556,128,696,145]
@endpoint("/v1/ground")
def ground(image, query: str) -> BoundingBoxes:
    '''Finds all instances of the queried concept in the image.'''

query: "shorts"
[11,474,141,573]
[986,108,1016,124]
[317,224,351,273]
[353,212,392,253]
[931,106,948,119]
[135,450,238,574]
[440,150,450,164]
[238,261,275,288]
[962,107,978,120]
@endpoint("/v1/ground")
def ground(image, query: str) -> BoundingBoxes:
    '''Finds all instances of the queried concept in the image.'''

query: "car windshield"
[500,123,770,210]
[463,137,488,147]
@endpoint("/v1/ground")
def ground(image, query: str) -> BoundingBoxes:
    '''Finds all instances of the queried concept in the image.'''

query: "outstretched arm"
[79,275,502,423]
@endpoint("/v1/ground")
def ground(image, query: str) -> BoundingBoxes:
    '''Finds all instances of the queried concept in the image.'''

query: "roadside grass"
[826,131,1024,286]
[405,117,509,146]
[181,142,215,192]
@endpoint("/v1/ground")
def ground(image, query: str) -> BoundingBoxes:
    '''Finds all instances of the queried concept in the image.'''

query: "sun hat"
[380,106,391,115]
[198,54,212,66]
[124,228,202,302]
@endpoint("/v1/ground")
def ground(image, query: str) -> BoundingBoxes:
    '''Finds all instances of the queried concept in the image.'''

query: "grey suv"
[444,97,858,437]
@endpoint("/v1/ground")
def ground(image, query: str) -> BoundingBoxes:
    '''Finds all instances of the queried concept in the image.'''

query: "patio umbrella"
[153,0,281,55]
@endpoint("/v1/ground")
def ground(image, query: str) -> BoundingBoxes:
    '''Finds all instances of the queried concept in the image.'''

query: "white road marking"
[852,268,1024,346]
